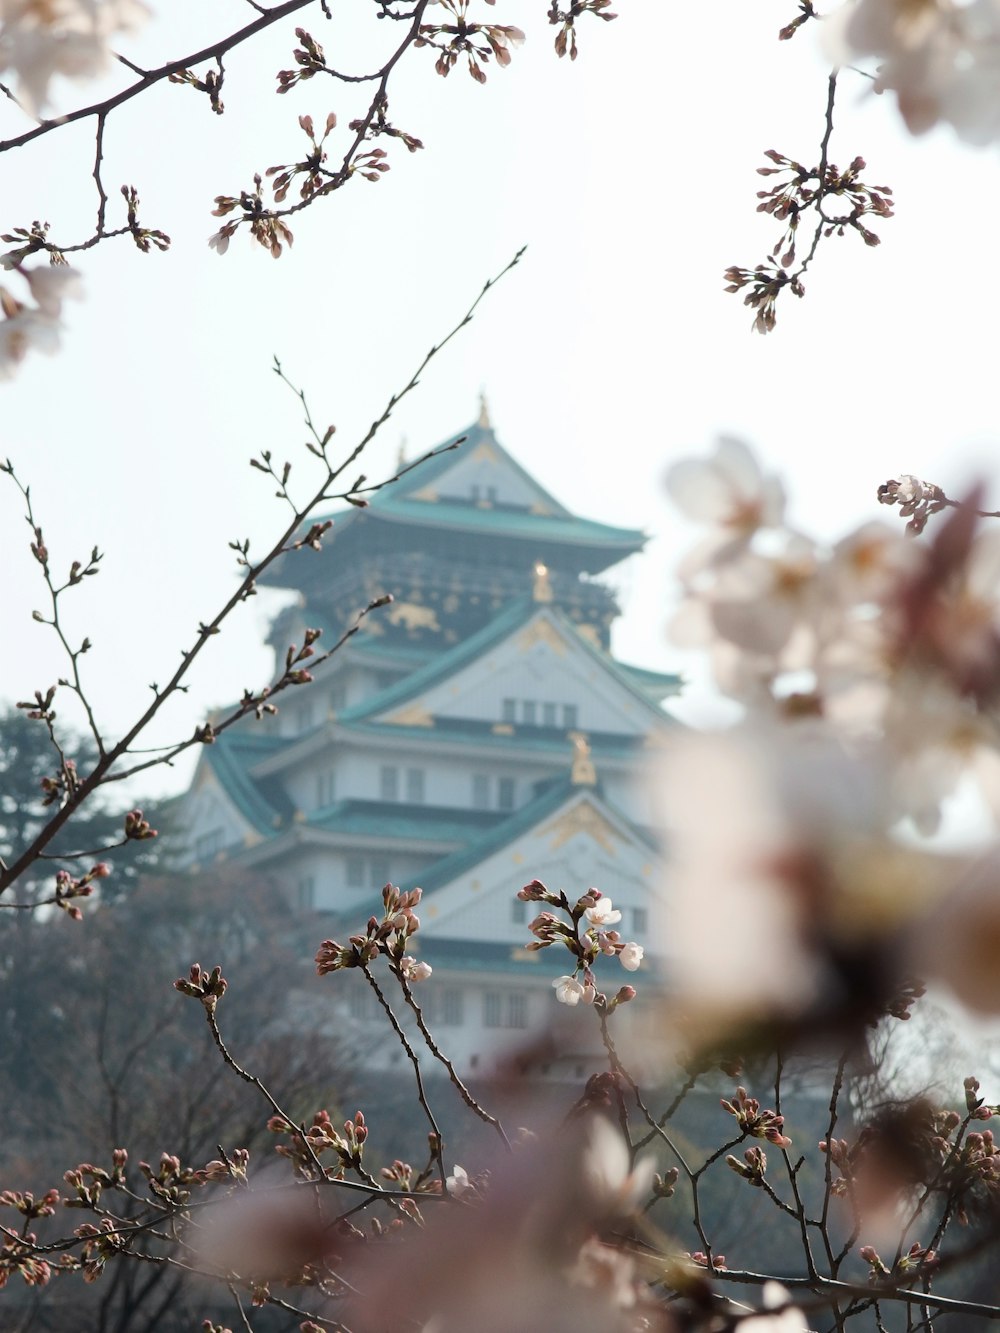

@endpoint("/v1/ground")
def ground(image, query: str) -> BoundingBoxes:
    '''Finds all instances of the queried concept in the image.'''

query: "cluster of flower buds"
[124,808,157,840]
[877,474,949,535]
[521,881,645,1007]
[74,1217,126,1283]
[548,0,616,60]
[0,1230,52,1288]
[688,1250,727,1271]
[195,1148,250,1185]
[40,757,77,806]
[276,27,327,93]
[210,174,294,259]
[269,1109,368,1176]
[278,626,323,687]
[63,1151,127,1209]
[315,884,423,975]
[726,1145,768,1185]
[651,1166,680,1199]
[292,518,334,553]
[417,9,525,84]
[173,963,228,1011]
[859,1241,937,1284]
[52,861,109,920]
[964,1075,997,1119]
[241,685,278,721]
[0,1187,60,1220]
[721,1087,792,1148]
[137,1152,200,1206]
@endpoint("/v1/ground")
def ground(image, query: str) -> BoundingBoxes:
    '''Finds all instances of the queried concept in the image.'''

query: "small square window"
[632,906,648,934]
[486,486,498,504]
[296,701,314,732]
[380,766,399,801]
[542,702,557,727]
[497,777,515,811]
[296,876,315,911]
[511,898,527,925]
[406,768,425,803]
[330,683,346,712]
[522,700,537,725]
[346,855,365,888]
[562,704,579,729]
[507,993,527,1029]
[502,698,516,723]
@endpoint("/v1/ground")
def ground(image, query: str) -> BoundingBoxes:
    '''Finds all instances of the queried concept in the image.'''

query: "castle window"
[542,702,557,727]
[522,700,537,725]
[562,703,579,729]
[406,768,426,804]
[380,765,399,801]
[502,698,516,723]
[369,856,390,889]
[507,993,527,1029]
[347,855,365,888]
[632,906,648,934]
[330,683,347,712]
[297,876,315,911]
[497,776,515,811]
[486,486,498,504]
[296,701,313,732]
[470,484,481,502]
[472,774,490,809]
[442,990,464,1026]
[511,898,527,925]
[483,992,502,1028]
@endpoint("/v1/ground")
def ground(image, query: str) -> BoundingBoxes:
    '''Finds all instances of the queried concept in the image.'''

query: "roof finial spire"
[568,731,597,787]
[478,389,491,430]
[532,561,553,603]
[396,434,408,471]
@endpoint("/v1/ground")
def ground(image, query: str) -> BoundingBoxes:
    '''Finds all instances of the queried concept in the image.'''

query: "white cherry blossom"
[552,974,586,1005]
[618,942,644,972]
[400,955,432,982]
[584,895,622,927]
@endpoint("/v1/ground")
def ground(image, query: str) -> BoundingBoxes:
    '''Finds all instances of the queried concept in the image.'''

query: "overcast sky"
[2,1,1000,798]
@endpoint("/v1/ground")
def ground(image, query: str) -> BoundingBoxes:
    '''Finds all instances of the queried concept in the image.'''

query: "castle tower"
[180,409,680,1077]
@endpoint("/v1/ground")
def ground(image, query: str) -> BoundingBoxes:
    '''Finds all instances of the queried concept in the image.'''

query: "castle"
[180,403,679,1078]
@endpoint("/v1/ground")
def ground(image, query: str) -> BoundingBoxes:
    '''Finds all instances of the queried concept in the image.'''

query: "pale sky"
[3,1,1000,798]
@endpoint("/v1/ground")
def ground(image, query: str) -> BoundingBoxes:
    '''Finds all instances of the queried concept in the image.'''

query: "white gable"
[410,439,562,515]
[372,609,663,737]
[181,762,259,863]
[419,791,659,955]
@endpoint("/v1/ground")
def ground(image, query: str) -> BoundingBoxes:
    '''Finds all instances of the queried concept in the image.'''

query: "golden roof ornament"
[396,435,408,471]
[532,561,553,603]
[568,730,596,786]
[478,390,491,429]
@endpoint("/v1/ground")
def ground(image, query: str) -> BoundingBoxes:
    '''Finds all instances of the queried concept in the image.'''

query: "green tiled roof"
[618,662,684,699]
[338,716,645,761]
[340,596,538,722]
[307,800,503,844]
[204,729,294,834]
[400,777,579,896]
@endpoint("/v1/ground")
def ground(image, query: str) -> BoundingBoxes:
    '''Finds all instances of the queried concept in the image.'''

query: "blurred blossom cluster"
[826,0,1000,145]
[0,0,148,115]
[0,261,81,378]
[661,437,1000,1039]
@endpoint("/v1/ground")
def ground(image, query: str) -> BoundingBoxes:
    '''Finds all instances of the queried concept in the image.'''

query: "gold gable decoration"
[541,801,619,854]
[517,616,566,656]
[532,561,554,603]
[568,731,597,786]
[383,704,434,727]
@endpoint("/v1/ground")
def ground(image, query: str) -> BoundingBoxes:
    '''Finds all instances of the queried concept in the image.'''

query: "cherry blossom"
[584,894,622,927]
[825,0,1000,145]
[0,264,82,379]
[618,942,644,972]
[553,974,588,1005]
[400,955,432,983]
[0,0,149,116]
